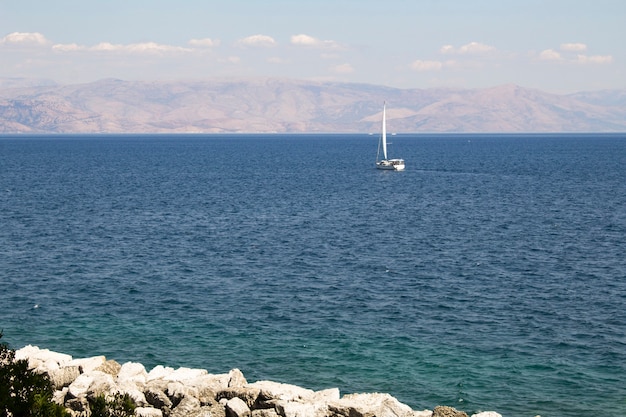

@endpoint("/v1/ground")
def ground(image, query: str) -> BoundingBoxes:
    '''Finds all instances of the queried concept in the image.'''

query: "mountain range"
[1,77,625,133]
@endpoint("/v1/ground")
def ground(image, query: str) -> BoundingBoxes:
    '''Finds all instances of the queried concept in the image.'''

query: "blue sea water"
[1,133,625,417]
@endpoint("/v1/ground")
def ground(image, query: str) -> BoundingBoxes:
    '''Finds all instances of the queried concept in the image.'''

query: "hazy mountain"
[1,78,624,133]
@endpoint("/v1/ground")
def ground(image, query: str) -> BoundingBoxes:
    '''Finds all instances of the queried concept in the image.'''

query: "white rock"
[144,383,173,409]
[48,365,81,389]
[147,365,176,381]
[226,396,251,417]
[15,345,72,369]
[14,345,40,360]
[68,356,106,374]
[135,406,164,417]
[68,370,116,399]
[89,371,118,398]
[275,401,327,417]
[471,413,502,417]
[53,387,68,405]
[118,362,148,385]
[166,381,188,404]
[68,373,94,398]
[180,373,228,393]
[247,380,315,401]
[164,367,208,383]
[170,396,201,417]
[330,393,414,417]
[228,368,248,387]
[310,388,340,402]
[117,381,148,406]
[252,409,281,417]
[205,372,232,390]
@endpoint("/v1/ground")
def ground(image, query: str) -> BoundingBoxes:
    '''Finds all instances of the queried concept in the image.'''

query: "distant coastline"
[1,77,625,134]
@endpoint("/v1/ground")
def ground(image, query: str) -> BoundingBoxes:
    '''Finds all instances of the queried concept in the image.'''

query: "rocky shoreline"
[15,345,502,417]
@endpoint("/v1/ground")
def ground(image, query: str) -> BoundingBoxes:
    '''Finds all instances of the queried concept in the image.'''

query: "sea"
[1,133,625,417]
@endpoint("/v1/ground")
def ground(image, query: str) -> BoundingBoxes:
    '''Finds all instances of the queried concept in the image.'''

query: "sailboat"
[375,102,405,171]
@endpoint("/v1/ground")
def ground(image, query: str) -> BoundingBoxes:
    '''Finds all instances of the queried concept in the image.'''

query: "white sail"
[381,103,388,160]
[375,101,405,171]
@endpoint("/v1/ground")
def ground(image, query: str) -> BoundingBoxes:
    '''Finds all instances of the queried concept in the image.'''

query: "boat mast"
[381,102,388,160]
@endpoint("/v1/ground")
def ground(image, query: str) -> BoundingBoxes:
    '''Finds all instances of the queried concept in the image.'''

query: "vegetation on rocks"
[0,332,70,417]
[1,333,135,417]
[89,393,135,417]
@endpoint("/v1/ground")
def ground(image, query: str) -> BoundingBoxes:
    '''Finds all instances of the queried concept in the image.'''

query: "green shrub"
[89,393,136,417]
[0,333,136,417]
[0,332,70,417]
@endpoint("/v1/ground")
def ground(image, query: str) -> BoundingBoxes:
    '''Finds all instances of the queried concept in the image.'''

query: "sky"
[0,0,624,93]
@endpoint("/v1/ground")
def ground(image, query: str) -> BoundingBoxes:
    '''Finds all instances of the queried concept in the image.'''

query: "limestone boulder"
[48,365,81,389]
[147,365,176,381]
[145,380,173,409]
[226,396,251,417]
[92,372,122,399]
[67,373,94,399]
[68,356,106,374]
[163,367,208,383]
[274,400,328,417]
[252,409,281,417]
[228,368,248,387]
[14,345,72,364]
[15,345,72,373]
[52,387,69,405]
[248,381,316,403]
[117,380,148,406]
[67,370,116,399]
[135,406,164,417]
[166,381,188,406]
[170,396,202,417]
[432,406,468,417]
[96,359,122,376]
[218,387,262,408]
[329,393,415,417]
[310,388,340,403]
[118,361,148,386]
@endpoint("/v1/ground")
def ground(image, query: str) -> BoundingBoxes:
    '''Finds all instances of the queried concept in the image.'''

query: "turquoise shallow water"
[1,134,625,417]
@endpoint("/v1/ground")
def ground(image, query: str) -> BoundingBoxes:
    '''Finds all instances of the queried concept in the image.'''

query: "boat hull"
[376,159,405,171]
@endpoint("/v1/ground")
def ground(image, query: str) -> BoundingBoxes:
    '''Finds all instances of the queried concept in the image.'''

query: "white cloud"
[561,43,587,52]
[458,42,496,55]
[539,49,562,61]
[189,38,219,48]
[537,43,613,65]
[291,34,318,46]
[91,42,119,52]
[125,42,191,54]
[440,45,455,55]
[52,43,83,52]
[53,41,192,54]
[410,60,443,71]
[236,34,276,48]
[291,34,340,49]
[332,63,354,74]
[577,54,613,64]
[440,42,496,55]
[1,32,49,46]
